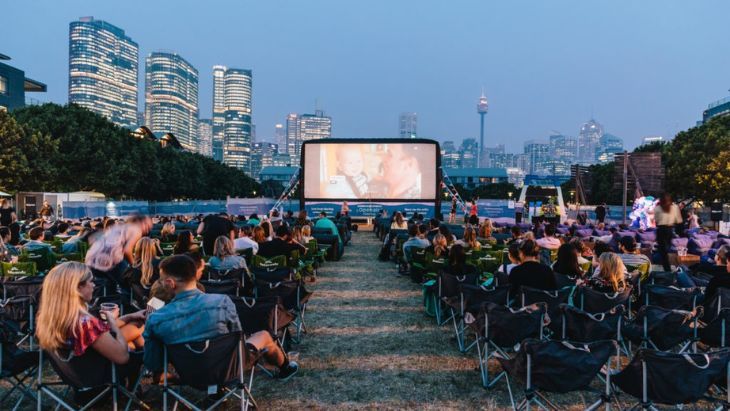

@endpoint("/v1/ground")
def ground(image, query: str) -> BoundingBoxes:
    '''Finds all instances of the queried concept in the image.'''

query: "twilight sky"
[3,0,729,151]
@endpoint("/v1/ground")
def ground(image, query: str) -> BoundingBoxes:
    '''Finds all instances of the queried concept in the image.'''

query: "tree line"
[0,104,259,200]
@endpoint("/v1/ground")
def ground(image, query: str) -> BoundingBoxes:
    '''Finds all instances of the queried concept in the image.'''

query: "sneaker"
[277,361,299,381]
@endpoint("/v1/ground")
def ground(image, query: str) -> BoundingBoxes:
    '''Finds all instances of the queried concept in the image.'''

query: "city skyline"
[4,1,730,151]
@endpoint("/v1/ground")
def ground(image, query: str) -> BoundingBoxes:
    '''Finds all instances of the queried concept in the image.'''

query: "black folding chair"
[624,305,703,353]
[233,295,295,349]
[613,348,730,410]
[0,318,38,410]
[519,286,573,334]
[162,332,258,411]
[700,308,730,349]
[432,271,479,326]
[499,339,618,411]
[1,276,43,350]
[574,285,632,315]
[703,288,730,324]
[553,272,578,289]
[38,348,148,411]
[559,303,630,358]
[447,284,510,352]
[468,302,547,388]
[255,280,312,343]
[201,279,241,297]
[641,284,702,311]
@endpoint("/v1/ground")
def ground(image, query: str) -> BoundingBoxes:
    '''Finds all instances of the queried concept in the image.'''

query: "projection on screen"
[303,142,437,200]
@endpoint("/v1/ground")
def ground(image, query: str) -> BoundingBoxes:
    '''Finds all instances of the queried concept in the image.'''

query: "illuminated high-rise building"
[145,51,199,152]
[285,110,332,167]
[68,17,138,128]
[577,118,604,165]
[211,65,226,162]
[274,123,286,148]
[221,68,253,172]
[285,113,299,164]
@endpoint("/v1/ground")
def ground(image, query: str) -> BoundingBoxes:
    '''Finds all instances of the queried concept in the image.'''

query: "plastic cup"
[99,302,118,321]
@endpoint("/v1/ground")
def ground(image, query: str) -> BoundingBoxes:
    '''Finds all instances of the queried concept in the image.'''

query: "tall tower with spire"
[477,91,489,167]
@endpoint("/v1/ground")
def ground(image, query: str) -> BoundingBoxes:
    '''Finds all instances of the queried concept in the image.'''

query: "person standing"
[595,203,607,224]
[654,193,683,271]
[341,201,350,216]
[0,199,17,227]
[197,212,235,256]
[469,199,479,225]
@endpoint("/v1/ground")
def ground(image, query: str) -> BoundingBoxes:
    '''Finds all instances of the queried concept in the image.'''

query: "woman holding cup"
[36,262,147,363]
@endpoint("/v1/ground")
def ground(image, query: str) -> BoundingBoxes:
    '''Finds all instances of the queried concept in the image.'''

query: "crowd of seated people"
[0,207,355,406]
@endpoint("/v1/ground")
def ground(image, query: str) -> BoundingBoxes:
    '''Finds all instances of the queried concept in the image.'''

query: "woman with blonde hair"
[588,252,627,293]
[427,234,449,258]
[301,225,314,244]
[478,219,494,240]
[208,235,248,271]
[36,262,146,363]
[126,237,161,288]
[160,222,176,243]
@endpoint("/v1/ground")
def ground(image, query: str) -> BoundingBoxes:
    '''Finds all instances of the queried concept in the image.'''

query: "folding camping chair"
[1,276,44,350]
[0,262,37,277]
[447,283,510,352]
[519,286,574,334]
[0,317,37,410]
[624,305,703,353]
[612,348,730,410]
[700,308,730,349]
[201,279,242,297]
[703,288,730,324]
[37,348,148,411]
[468,302,547,388]
[18,248,56,274]
[574,285,633,315]
[499,339,618,411]
[560,304,630,358]
[255,279,312,344]
[431,270,479,326]
[162,332,258,411]
[641,284,702,311]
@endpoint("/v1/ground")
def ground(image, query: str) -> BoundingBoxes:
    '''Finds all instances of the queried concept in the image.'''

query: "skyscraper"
[211,65,226,162]
[577,119,604,165]
[145,51,199,152]
[476,91,489,167]
[524,140,551,174]
[285,113,299,166]
[399,112,417,138]
[250,142,279,179]
[197,119,213,157]
[68,17,138,129]
[286,110,332,166]
[597,133,623,163]
[459,138,479,169]
[441,141,460,168]
[272,123,284,146]
[222,68,253,172]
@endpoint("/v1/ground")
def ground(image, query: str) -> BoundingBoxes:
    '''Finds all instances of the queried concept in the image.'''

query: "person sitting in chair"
[143,255,299,380]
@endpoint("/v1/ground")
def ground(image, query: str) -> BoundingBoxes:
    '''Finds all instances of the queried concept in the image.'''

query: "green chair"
[77,241,90,259]
[252,255,287,270]
[160,243,176,256]
[19,248,56,273]
[56,252,84,263]
[306,240,327,264]
[1,261,37,277]
[236,248,254,266]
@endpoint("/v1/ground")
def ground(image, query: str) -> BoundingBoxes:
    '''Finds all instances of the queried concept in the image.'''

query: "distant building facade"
[399,112,417,138]
[577,119,604,165]
[703,95,730,124]
[68,17,138,128]
[443,167,508,189]
[0,54,46,111]
[211,65,226,162]
[221,68,253,172]
[145,51,199,152]
[197,119,213,157]
[285,110,331,166]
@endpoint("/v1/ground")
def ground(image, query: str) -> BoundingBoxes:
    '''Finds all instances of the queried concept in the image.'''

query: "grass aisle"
[255,231,503,410]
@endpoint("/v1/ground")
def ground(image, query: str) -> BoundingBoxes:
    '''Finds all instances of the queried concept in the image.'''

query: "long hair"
[463,227,480,250]
[161,222,175,239]
[173,230,193,254]
[135,237,158,286]
[253,226,266,243]
[394,212,404,226]
[598,252,626,292]
[449,244,467,268]
[479,220,493,238]
[554,243,582,277]
[36,262,94,352]
[291,226,303,243]
[214,235,236,258]
[432,234,448,258]
[260,221,273,238]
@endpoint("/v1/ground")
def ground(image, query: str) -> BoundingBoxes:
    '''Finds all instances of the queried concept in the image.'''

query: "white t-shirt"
[233,237,259,255]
